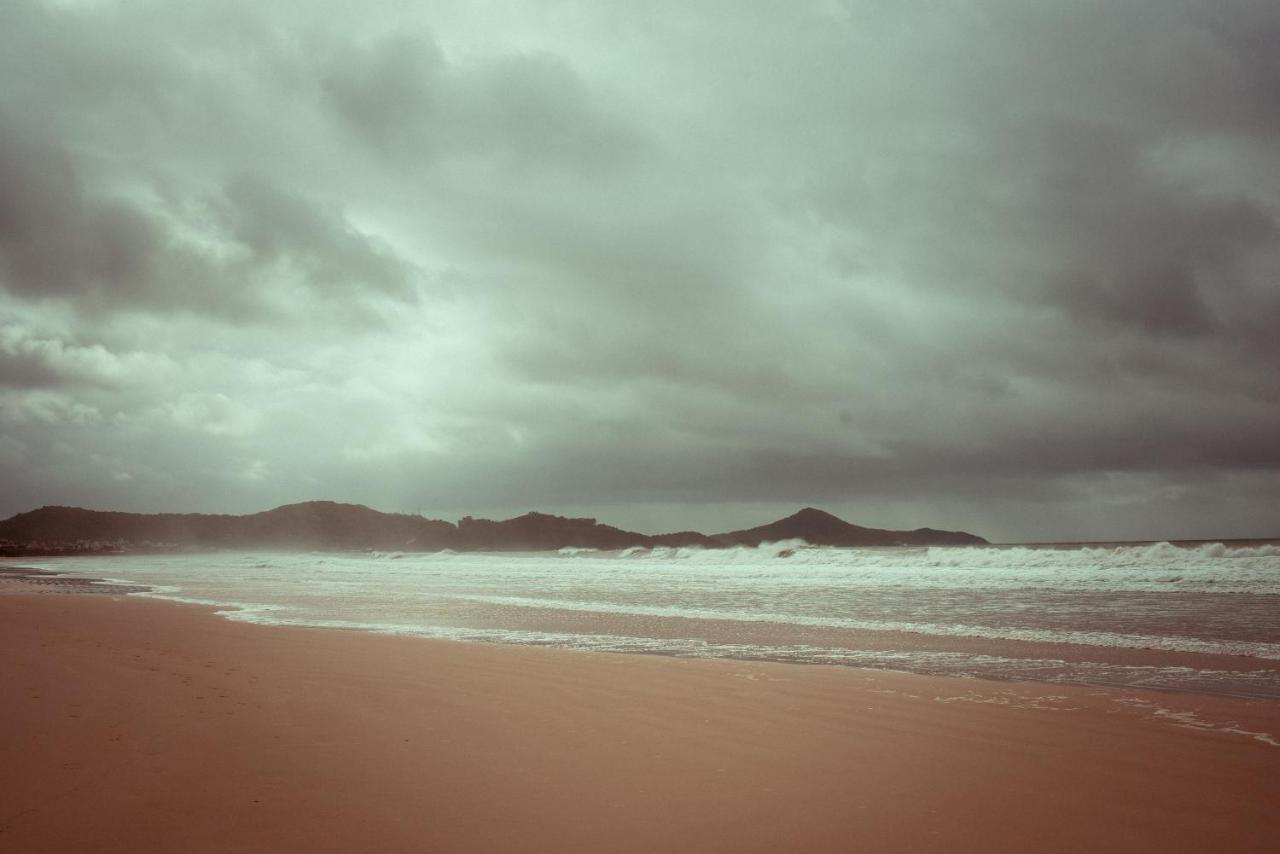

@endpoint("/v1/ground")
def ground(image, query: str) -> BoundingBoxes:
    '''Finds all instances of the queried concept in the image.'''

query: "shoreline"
[6,563,1279,701]
[2,589,1278,852]
[0,565,152,596]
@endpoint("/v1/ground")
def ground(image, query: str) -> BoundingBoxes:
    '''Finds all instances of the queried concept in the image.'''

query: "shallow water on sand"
[12,541,1280,699]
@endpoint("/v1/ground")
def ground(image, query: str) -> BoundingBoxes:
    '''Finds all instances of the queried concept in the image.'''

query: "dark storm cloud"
[0,117,242,318]
[322,33,446,157]
[2,0,1280,541]
[0,119,160,304]
[217,174,418,302]
[984,117,1278,339]
[0,117,419,321]
[322,29,646,174]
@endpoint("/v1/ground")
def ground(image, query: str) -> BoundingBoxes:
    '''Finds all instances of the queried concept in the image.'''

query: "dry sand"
[1,589,1277,853]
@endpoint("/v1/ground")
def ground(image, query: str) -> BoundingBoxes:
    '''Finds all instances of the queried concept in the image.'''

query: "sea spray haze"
[15,540,1280,699]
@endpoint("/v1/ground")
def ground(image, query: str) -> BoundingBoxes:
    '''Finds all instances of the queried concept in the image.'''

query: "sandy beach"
[2,588,1277,853]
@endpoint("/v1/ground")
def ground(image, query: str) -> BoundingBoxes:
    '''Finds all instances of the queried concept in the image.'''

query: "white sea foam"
[541,540,1280,594]
[8,541,1279,699]
[1114,698,1280,746]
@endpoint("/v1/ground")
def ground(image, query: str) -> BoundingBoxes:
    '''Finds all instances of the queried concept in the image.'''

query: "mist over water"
[14,542,1280,699]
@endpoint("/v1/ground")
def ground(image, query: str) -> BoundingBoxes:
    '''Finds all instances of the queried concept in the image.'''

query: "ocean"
[13,541,1280,700]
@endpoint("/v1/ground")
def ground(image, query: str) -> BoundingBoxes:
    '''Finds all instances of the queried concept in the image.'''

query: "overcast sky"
[2,0,1279,542]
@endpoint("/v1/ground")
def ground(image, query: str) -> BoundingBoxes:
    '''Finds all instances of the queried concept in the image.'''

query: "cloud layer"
[2,0,1278,541]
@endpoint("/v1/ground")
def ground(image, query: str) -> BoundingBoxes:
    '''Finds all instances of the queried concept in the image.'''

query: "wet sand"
[1,590,1277,853]
[0,565,149,596]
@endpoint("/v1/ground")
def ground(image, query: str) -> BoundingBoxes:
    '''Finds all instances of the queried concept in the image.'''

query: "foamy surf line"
[117,588,1280,701]
[126,581,1280,662]
[418,591,1280,660]
[13,545,1279,702]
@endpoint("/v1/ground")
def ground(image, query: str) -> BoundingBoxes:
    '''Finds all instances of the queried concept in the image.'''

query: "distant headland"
[0,501,987,556]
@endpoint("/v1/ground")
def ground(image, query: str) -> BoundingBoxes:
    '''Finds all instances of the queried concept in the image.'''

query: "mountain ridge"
[0,500,987,554]
[719,507,987,547]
